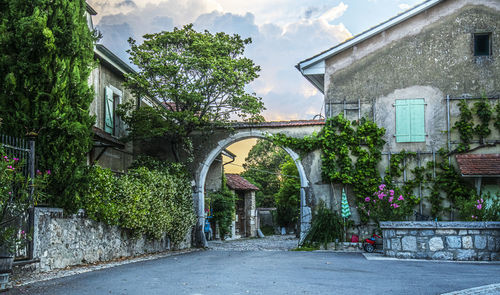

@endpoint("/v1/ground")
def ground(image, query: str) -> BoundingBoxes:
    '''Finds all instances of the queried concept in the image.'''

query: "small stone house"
[225,173,258,238]
[297,0,500,220]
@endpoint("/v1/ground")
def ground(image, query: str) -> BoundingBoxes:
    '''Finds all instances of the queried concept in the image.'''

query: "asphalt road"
[7,250,500,295]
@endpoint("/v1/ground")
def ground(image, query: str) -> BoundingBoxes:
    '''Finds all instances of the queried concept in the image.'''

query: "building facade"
[297,0,500,221]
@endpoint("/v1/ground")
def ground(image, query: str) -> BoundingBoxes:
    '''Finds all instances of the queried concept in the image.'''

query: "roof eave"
[94,44,136,76]
[297,0,443,71]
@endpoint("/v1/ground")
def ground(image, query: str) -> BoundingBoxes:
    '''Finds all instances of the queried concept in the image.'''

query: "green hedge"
[81,162,195,246]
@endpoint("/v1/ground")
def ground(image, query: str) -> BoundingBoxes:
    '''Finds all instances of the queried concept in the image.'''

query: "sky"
[87,0,424,172]
[89,0,423,121]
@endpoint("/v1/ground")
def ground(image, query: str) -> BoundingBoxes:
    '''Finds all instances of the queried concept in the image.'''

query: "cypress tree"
[0,0,96,211]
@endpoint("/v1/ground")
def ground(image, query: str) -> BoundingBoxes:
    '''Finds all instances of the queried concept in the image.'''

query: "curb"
[362,253,500,264]
[441,283,500,295]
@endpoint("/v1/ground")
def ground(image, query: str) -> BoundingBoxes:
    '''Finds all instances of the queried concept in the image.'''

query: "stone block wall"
[380,221,500,261]
[32,207,192,272]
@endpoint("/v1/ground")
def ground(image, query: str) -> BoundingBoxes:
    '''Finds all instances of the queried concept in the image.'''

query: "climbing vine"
[270,114,387,221]
[453,100,474,153]
[473,97,492,144]
[494,101,500,133]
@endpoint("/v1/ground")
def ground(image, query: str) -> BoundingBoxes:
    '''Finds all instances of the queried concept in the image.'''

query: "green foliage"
[0,0,97,212]
[275,158,300,228]
[300,202,344,248]
[241,139,289,208]
[119,24,264,161]
[208,177,235,240]
[473,97,492,144]
[271,114,387,223]
[453,100,474,153]
[357,184,419,224]
[494,101,500,133]
[81,162,195,245]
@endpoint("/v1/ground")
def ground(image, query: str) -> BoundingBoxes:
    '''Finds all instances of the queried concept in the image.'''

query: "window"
[474,33,491,57]
[104,86,121,135]
[395,99,426,143]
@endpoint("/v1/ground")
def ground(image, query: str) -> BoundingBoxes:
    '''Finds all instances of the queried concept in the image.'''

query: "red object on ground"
[351,235,359,243]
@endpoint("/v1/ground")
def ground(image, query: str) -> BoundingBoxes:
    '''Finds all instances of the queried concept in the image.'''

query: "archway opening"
[194,131,310,247]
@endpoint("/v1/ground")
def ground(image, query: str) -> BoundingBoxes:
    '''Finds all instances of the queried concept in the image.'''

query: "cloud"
[88,0,352,120]
[319,2,348,22]
[398,3,412,10]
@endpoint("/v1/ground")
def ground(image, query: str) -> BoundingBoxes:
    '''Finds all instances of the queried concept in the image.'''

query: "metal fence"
[0,133,36,260]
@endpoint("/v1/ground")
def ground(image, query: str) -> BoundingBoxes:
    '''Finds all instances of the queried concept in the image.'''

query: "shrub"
[81,162,195,246]
[357,184,418,223]
[208,178,235,240]
[301,202,344,248]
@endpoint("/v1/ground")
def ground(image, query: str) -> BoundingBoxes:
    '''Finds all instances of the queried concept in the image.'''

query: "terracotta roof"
[456,154,500,176]
[225,174,259,191]
[231,120,325,129]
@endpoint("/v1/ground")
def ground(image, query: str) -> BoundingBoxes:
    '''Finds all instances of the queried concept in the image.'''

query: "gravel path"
[207,234,299,251]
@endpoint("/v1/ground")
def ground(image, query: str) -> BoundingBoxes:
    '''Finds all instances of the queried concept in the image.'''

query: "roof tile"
[456,154,500,176]
[225,174,259,191]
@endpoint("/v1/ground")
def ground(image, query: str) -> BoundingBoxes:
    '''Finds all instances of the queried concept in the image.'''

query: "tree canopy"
[0,0,96,211]
[241,139,289,207]
[119,24,265,161]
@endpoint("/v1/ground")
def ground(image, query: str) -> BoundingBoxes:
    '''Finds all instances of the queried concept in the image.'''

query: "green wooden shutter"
[395,99,411,142]
[395,99,425,142]
[104,87,114,134]
[409,99,425,142]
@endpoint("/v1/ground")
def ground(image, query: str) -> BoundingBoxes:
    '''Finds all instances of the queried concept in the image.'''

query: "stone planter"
[380,221,500,261]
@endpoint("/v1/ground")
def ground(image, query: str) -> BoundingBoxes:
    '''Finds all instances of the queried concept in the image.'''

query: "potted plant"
[0,151,31,290]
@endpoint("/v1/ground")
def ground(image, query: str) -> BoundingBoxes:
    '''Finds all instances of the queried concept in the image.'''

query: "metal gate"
[0,134,36,260]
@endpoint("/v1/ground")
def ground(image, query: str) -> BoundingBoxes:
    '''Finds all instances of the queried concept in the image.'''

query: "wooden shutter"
[104,86,114,134]
[395,99,425,142]
[409,99,426,142]
[395,100,410,142]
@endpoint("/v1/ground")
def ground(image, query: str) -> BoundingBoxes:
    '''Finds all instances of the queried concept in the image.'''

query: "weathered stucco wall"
[321,2,500,222]
[325,1,500,103]
[32,208,191,272]
[380,221,500,261]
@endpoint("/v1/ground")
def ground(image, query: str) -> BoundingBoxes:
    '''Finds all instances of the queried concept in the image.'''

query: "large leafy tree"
[241,139,289,207]
[119,24,265,161]
[0,0,96,211]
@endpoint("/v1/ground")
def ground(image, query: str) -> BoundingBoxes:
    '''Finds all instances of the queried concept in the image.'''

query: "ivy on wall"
[270,101,500,223]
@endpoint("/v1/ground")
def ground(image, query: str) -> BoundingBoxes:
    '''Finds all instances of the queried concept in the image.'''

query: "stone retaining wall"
[32,207,192,272]
[380,221,500,261]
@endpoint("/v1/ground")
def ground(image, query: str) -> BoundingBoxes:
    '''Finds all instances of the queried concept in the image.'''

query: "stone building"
[297,0,500,221]
[225,173,258,238]
[85,4,158,173]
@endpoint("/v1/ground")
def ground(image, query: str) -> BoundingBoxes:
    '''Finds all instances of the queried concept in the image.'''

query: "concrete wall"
[380,221,500,261]
[205,154,223,193]
[32,208,191,272]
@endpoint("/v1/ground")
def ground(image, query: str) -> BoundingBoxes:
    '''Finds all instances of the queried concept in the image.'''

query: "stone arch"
[193,130,311,247]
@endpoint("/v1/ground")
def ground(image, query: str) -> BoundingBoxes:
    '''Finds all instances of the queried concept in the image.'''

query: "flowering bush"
[0,150,48,255]
[459,194,500,221]
[358,184,419,223]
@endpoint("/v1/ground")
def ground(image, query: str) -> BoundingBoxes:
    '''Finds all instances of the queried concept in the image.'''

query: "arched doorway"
[193,130,311,247]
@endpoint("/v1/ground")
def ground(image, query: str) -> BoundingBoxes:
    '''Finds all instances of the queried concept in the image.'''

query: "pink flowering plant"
[0,149,49,255]
[459,194,500,221]
[358,184,419,223]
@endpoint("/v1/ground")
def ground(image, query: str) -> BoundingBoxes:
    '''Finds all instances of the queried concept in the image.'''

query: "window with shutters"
[104,86,121,135]
[394,98,426,143]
